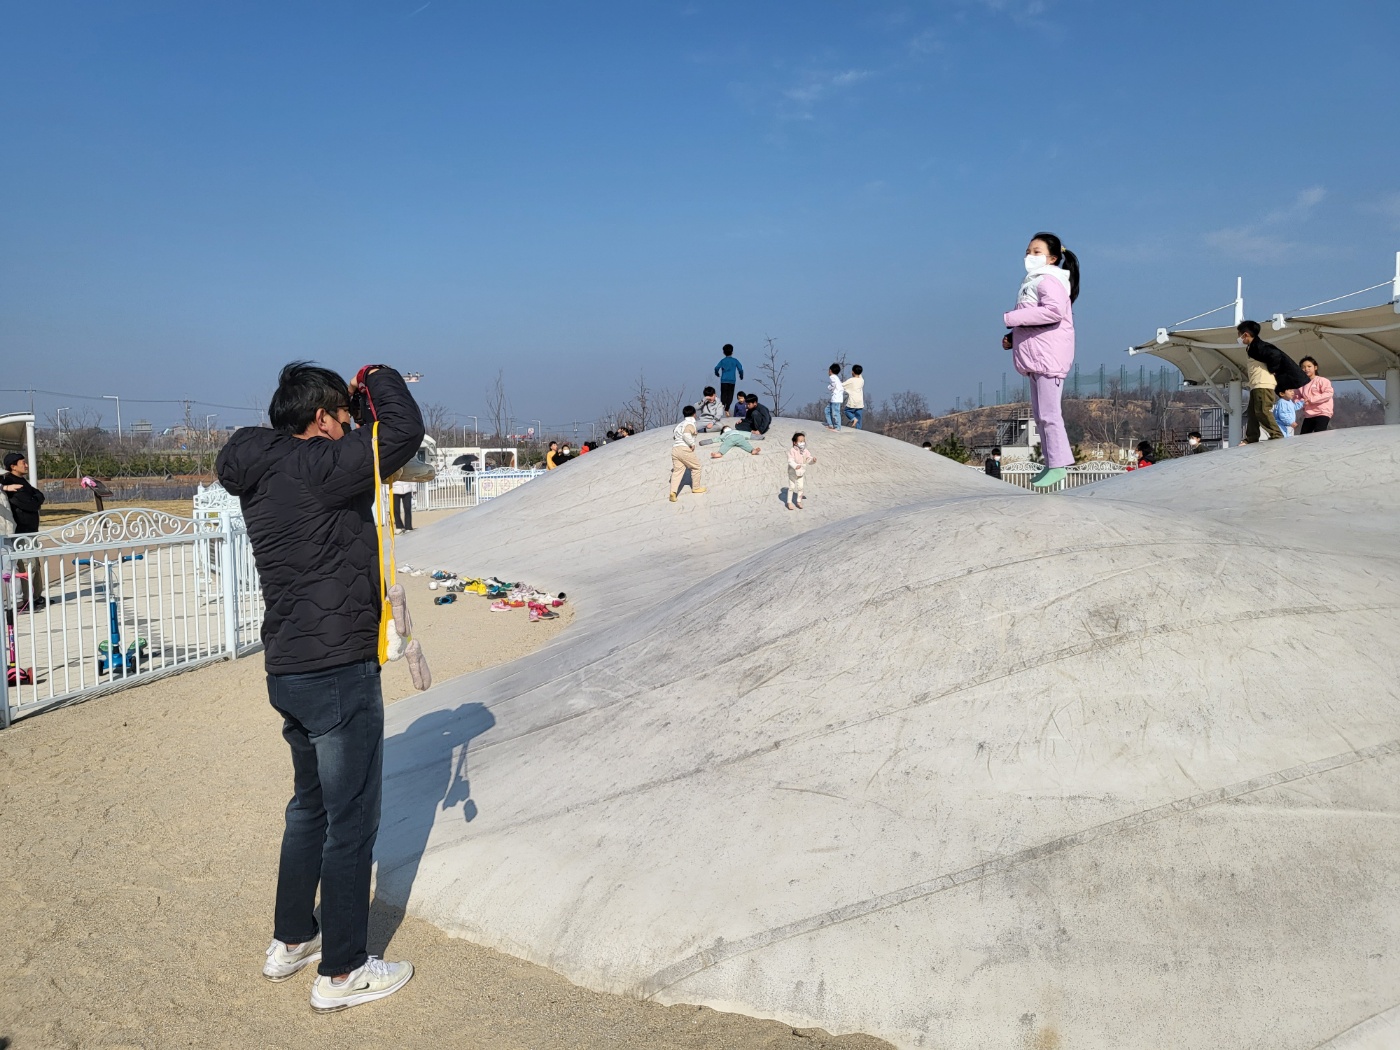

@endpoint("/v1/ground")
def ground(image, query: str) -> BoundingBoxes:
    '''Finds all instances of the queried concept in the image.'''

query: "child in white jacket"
[786,432,816,510]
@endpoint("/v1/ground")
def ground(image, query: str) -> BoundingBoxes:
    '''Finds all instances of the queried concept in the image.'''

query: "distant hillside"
[889,397,1204,453]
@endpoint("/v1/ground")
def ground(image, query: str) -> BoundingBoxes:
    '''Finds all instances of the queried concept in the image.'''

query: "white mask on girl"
[1024,253,1049,273]
[797,441,806,450]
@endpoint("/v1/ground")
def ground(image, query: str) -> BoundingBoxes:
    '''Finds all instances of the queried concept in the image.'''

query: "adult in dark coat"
[3,451,47,608]
[216,363,424,1008]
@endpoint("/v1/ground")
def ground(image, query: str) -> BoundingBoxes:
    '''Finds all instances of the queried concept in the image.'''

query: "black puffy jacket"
[215,369,425,675]
[1248,338,1308,393]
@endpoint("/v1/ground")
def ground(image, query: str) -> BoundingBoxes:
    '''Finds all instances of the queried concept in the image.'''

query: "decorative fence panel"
[2,504,261,728]
[999,463,1128,491]
[416,469,547,512]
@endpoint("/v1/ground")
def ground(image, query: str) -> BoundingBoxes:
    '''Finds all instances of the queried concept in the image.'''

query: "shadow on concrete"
[370,701,496,955]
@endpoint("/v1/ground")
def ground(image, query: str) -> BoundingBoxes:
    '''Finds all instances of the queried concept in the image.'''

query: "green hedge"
[38,451,206,479]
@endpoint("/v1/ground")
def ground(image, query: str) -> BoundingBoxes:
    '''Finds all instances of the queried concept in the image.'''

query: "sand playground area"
[0,505,889,1050]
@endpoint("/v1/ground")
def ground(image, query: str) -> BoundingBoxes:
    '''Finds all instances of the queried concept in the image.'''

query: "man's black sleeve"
[309,368,426,508]
[8,480,45,514]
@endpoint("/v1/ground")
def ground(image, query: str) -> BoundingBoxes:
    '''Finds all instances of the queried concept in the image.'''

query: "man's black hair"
[851,364,862,376]
[703,386,716,397]
[1188,430,1202,440]
[722,344,734,355]
[990,446,1001,455]
[745,393,758,404]
[268,361,350,434]
[1237,319,1262,337]
[921,441,932,449]
[829,362,842,375]
[683,405,696,417]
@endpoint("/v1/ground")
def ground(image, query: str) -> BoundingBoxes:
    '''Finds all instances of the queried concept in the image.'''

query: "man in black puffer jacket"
[216,362,424,1012]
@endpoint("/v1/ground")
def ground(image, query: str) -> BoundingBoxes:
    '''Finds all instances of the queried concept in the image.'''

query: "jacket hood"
[1018,264,1072,304]
[215,426,300,496]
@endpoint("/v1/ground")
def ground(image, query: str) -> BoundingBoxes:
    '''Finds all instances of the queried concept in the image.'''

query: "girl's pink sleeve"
[1004,279,1068,329]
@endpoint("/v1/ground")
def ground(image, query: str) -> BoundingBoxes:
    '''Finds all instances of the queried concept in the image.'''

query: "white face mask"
[1024,253,1049,273]
[797,442,806,450]
[1237,337,1247,346]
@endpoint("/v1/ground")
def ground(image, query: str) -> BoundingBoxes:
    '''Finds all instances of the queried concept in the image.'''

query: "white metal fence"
[416,469,547,512]
[2,506,262,728]
[999,463,1127,491]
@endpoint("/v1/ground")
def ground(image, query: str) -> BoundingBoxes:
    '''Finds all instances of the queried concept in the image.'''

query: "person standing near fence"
[216,362,424,1013]
[1296,356,1334,433]
[2,451,46,610]
[714,344,744,414]
[390,477,415,532]
[1003,232,1079,489]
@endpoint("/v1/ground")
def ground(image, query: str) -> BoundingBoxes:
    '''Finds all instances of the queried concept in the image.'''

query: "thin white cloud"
[1204,186,1327,263]
[1365,192,1400,232]
[1263,186,1326,225]
[777,68,871,119]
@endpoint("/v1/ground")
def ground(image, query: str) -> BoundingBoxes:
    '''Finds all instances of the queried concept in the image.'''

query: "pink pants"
[1029,373,1073,468]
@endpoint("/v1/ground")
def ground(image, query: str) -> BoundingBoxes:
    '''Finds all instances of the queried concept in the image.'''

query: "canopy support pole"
[1319,336,1387,405]
[1228,381,1242,446]
[1389,369,1400,425]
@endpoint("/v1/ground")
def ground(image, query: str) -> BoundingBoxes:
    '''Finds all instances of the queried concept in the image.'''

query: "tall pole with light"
[55,406,71,444]
[102,395,122,442]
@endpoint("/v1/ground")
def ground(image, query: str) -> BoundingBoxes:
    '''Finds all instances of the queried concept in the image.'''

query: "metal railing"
[2,506,262,727]
[999,462,1128,491]
[416,469,547,512]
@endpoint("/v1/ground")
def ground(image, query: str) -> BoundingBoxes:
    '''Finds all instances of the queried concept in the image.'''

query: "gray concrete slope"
[380,424,1400,1050]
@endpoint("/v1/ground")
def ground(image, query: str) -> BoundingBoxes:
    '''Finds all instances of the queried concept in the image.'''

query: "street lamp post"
[465,415,478,445]
[103,395,122,442]
[205,414,217,434]
[55,406,71,443]
[530,419,542,441]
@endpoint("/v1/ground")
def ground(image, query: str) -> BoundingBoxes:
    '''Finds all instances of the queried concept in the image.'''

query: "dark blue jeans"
[267,659,383,977]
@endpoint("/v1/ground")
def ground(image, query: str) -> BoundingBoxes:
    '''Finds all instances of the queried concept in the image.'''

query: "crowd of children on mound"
[663,344,869,508]
[397,565,566,622]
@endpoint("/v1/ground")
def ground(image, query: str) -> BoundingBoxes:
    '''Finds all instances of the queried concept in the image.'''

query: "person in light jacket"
[1003,231,1080,489]
[1296,356,1334,433]
[842,365,865,429]
[669,405,706,502]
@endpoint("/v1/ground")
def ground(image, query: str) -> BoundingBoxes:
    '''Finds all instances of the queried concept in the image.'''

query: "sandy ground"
[0,513,891,1050]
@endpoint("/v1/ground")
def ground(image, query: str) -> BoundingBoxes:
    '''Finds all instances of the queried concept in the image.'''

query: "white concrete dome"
[380,422,1400,1049]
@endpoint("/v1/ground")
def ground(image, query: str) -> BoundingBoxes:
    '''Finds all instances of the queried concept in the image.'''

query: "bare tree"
[656,383,688,426]
[628,371,654,431]
[756,335,790,415]
[485,370,510,444]
[420,402,453,446]
[46,407,107,478]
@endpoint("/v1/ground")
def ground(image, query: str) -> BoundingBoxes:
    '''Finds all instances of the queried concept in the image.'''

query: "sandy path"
[0,565,891,1050]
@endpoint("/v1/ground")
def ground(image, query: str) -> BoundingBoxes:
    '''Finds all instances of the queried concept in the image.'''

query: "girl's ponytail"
[1032,230,1080,303]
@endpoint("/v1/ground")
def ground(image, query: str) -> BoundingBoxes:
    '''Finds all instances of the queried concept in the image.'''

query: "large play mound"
[383,424,1400,1050]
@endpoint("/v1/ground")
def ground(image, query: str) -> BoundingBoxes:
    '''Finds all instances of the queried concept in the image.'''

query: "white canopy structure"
[0,413,38,474]
[1129,252,1400,445]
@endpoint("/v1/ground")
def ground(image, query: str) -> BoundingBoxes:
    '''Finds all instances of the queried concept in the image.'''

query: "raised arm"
[311,367,426,507]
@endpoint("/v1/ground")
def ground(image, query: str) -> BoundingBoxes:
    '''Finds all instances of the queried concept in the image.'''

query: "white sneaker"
[262,934,322,982]
[310,956,414,1013]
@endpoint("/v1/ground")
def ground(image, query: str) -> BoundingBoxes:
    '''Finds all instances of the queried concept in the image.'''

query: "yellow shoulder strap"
[372,422,398,664]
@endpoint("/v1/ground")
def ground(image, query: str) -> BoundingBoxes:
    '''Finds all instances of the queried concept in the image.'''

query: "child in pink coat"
[1002,231,1081,489]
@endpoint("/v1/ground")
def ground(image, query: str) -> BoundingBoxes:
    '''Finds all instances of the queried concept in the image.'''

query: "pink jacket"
[1004,268,1075,379]
[1298,375,1334,418]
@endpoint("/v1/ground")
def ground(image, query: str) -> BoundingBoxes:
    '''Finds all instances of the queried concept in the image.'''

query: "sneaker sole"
[310,966,414,1012]
[263,950,322,982]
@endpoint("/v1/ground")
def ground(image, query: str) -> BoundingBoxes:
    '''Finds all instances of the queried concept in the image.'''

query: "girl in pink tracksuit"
[1002,231,1080,489]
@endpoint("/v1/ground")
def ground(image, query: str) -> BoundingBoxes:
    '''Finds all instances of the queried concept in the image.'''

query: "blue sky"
[2,0,1398,433]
